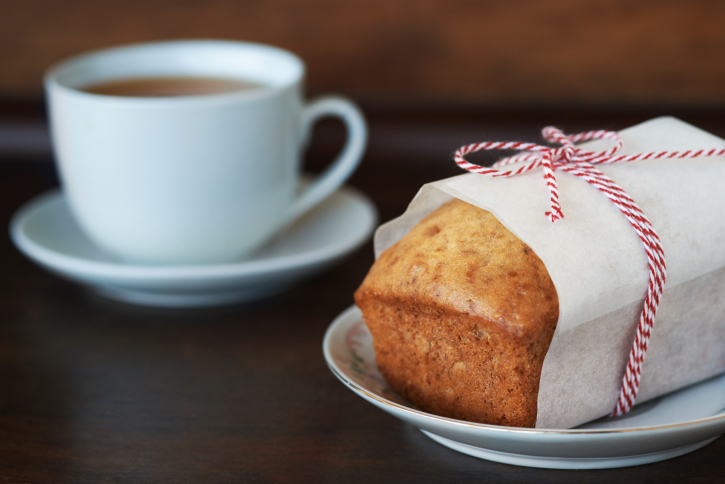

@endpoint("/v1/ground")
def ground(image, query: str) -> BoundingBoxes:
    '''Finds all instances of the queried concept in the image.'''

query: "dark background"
[3,0,725,109]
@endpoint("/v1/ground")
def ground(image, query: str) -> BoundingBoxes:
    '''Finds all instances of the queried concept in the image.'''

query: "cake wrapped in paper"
[354,117,725,429]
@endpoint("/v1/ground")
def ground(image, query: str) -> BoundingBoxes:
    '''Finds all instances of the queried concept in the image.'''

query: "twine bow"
[454,127,725,416]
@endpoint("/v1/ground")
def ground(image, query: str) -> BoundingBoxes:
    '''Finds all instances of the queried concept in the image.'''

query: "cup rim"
[44,39,305,104]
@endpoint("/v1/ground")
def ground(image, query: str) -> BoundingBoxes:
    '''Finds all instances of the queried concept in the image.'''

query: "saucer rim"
[10,187,377,282]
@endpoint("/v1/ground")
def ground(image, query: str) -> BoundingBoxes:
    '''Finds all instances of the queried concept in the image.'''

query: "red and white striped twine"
[454,127,725,416]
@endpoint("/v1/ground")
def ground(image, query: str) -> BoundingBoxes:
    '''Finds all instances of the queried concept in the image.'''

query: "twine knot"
[454,126,625,222]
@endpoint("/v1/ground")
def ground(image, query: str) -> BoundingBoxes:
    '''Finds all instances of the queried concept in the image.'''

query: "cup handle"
[285,96,367,223]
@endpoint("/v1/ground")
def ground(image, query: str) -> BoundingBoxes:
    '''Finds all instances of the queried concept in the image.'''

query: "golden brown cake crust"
[354,198,559,427]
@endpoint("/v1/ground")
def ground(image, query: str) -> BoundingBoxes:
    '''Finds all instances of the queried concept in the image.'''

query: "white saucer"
[323,306,725,469]
[10,187,377,307]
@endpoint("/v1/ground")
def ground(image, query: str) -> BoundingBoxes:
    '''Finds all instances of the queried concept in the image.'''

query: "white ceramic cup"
[45,40,367,265]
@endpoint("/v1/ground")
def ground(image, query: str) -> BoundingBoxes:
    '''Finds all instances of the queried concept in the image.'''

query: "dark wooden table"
[1,108,724,483]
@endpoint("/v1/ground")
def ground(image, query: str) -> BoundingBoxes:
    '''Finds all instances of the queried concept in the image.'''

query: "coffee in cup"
[45,40,367,265]
[79,76,266,97]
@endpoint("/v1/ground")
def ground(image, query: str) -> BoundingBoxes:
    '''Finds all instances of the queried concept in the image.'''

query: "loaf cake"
[354,198,559,427]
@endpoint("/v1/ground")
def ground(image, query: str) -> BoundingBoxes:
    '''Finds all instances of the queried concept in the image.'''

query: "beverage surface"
[80,76,264,97]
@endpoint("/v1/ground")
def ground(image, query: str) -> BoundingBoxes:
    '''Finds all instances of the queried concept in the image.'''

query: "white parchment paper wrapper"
[373,117,725,429]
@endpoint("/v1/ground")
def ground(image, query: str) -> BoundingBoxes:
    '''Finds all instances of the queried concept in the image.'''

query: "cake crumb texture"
[354,198,559,427]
